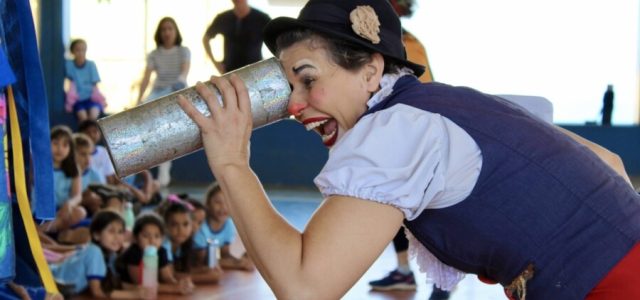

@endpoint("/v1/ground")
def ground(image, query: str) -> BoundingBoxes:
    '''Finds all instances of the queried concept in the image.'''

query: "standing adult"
[137,17,191,187]
[202,0,271,74]
[601,84,614,126]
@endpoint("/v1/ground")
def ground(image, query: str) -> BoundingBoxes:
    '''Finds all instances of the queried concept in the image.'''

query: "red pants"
[585,243,640,299]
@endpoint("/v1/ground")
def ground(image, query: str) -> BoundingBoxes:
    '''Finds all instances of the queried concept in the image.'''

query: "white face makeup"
[281,40,373,148]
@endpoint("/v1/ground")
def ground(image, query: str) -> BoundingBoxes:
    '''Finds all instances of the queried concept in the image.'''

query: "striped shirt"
[147,46,190,89]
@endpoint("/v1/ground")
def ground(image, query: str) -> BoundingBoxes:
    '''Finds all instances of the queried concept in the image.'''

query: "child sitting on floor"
[39,125,86,241]
[193,182,254,271]
[116,213,194,295]
[49,210,147,298]
[162,202,221,284]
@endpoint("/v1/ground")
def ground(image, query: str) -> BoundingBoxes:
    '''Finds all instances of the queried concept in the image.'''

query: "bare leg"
[88,107,100,120]
[58,227,90,245]
[157,161,172,187]
[76,109,88,123]
[396,250,409,269]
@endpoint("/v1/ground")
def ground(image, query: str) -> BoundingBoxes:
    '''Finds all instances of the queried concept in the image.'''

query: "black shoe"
[369,270,417,291]
[429,285,451,300]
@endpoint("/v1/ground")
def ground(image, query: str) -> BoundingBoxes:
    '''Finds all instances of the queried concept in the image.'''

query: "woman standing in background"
[137,17,191,187]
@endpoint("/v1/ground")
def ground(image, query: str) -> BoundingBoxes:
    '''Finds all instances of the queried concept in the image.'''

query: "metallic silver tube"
[97,58,291,178]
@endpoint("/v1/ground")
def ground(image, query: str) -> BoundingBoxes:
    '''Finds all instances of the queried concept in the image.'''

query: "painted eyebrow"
[292,64,315,75]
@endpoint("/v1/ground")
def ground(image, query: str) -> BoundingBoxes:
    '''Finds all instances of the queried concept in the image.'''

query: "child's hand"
[239,254,255,271]
[178,277,195,294]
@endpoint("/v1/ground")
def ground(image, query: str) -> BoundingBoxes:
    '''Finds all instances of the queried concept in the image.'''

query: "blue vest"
[365,76,640,299]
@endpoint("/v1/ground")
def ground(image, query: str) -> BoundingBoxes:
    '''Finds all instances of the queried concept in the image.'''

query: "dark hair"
[185,198,205,212]
[102,193,125,209]
[275,29,402,74]
[175,193,206,212]
[90,210,125,244]
[388,0,415,17]
[73,132,94,150]
[89,210,125,292]
[50,125,79,178]
[69,38,86,52]
[205,182,222,205]
[78,119,100,133]
[133,213,165,238]
[163,203,194,272]
[154,17,183,48]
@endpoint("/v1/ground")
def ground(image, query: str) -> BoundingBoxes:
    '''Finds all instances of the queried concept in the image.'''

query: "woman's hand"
[177,75,253,176]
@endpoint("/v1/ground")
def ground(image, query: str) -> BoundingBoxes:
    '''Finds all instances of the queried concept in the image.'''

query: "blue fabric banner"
[0,5,17,285]
[0,48,16,87]
[1,0,55,220]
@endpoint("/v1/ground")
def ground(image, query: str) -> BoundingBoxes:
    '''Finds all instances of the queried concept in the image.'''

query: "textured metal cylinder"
[97,58,291,178]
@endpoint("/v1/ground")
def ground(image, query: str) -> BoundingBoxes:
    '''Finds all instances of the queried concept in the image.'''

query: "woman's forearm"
[216,164,304,296]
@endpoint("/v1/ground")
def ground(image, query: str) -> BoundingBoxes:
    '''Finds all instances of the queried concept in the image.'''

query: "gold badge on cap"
[349,5,381,44]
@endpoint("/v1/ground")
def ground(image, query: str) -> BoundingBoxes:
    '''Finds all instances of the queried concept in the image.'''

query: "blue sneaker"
[369,270,417,291]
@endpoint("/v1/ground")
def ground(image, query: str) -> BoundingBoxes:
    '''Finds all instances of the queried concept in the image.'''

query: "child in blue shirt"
[161,201,221,284]
[117,213,194,295]
[193,182,254,271]
[49,210,147,298]
[65,39,106,122]
[74,133,106,191]
[40,126,86,239]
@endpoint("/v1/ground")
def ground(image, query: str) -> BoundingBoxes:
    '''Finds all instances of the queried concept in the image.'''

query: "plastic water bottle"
[124,202,135,231]
[208,239,220,268]
[142,246,158,299]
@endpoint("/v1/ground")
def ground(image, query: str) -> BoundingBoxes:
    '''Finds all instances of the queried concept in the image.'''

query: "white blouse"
[314,73,482,289]
[314,71,483,219]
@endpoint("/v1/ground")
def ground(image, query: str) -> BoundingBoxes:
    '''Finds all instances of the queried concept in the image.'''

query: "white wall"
[403,0,640,124]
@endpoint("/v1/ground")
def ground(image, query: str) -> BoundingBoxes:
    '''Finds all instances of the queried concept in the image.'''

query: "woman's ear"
[363,53,385,92]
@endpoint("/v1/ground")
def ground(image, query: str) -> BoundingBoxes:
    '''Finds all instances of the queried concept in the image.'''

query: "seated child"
[117,213,194,295]
[78,120,116,184]
[73,133,106,190]
[184,197,206,235]
[65,39,106,122]
[49,210,148,298]
[40,125,86,240]
[162,202,221,284]
[163,193,206,235]
[193,182,254,271]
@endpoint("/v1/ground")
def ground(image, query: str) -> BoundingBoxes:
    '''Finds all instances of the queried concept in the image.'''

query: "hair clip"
[167,194,195,211]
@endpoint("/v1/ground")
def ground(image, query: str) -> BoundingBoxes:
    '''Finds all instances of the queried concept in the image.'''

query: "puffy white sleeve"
[315,104,457,220]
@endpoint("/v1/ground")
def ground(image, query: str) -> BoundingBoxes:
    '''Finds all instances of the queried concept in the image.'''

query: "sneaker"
[369,270,417,291]
[429,285,451,300]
